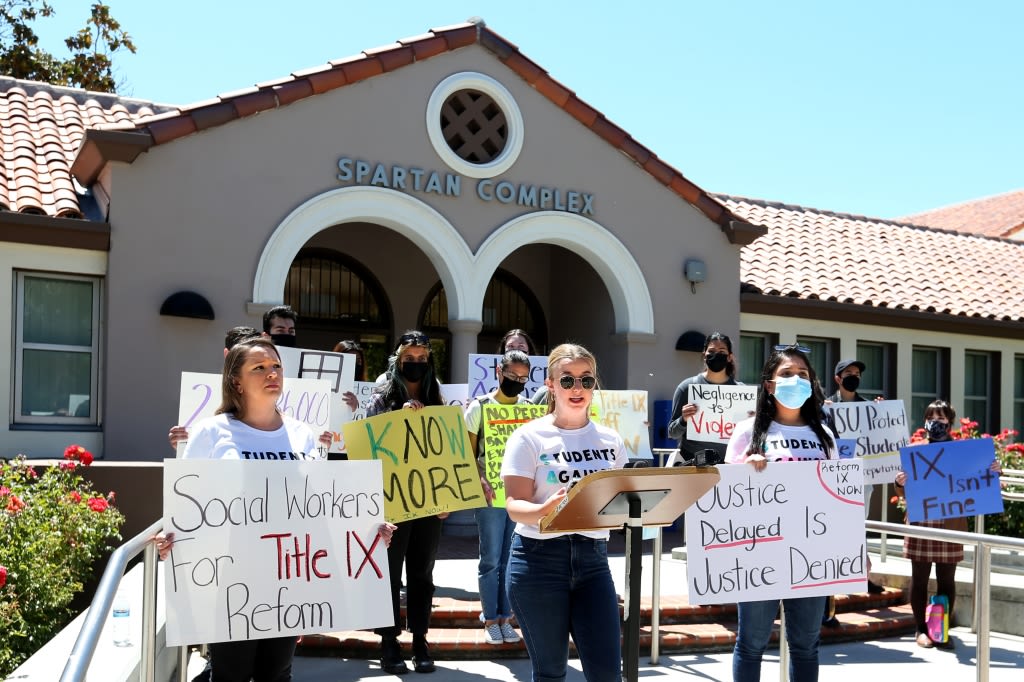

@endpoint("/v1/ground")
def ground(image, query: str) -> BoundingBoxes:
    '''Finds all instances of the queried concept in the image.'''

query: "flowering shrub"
[0,446,124,676]
[891,419,1024,537]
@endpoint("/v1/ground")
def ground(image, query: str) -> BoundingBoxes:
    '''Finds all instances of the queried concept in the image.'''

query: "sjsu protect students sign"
[685,460,867,605]
[162,460,392,646]
[825,400,910,484]
[343,406,487,523]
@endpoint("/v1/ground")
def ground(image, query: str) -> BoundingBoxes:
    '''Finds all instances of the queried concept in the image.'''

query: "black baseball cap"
[835,359,866,376]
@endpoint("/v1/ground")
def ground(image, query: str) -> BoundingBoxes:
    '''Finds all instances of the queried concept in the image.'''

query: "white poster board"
[685,460,866,605]
[825,400,910,484]
[277,346,357,453]
[177,372,331,457]
[686,384,758,445]
[162,459,392,646]
[591,390,653,459]
[467,353,548,401]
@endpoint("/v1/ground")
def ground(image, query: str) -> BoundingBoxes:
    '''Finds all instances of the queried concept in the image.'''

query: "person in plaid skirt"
[894,400,1001,650]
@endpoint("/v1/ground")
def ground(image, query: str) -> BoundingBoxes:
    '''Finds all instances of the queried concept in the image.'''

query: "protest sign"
[685,460,866,605]
[899,438,1003,523]
[826,400,910,456]
[177,372,331,457]
[592,390,653,459]
[835,438,857,459]
[468,353,548,401]
[441,383,469,409]
[686,384,757,445]
[162,459,392,646]
[343,405,487,522]
[481,403,548,506]
[277,346,356,453]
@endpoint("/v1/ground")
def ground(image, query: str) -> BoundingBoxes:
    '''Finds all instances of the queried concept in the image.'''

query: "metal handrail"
[866,521,1024,682]
[1000,468,1024,502]
[59,519,181,682]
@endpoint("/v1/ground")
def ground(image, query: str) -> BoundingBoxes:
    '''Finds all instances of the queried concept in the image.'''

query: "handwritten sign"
[177,372,331,457]
[441,383,469,409]
[591,390,653,459]
[825,400,910,463]
[687,385,757,445]
[685,460,866,605]
[162,459,392,646]
[899,438,1003,522]
[481,403,548,506]
[277,346,356,453]
[468,354,548,401]
[342,405,487,523]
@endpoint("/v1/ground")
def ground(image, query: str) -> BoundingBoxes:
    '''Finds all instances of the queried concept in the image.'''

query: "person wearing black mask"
[261,304,298,347]
[667,332,739,464]
[367,331,446,674]
[464,350,531,645]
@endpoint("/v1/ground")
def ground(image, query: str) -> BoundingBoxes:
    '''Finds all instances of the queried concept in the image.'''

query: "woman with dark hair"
[368,330,446,675]
[894,400,1001,650]
[725,345,836,681]
[333,339,366,414]
[503,343,626,682]
[667,332,740,463]
[496,328,536,355]
[154,337,394,682]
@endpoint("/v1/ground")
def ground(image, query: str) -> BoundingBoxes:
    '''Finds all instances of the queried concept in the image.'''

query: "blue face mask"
[773,375,812,409]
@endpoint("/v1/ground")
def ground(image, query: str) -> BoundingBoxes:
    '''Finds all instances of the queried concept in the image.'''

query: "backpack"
[926,594,949,644]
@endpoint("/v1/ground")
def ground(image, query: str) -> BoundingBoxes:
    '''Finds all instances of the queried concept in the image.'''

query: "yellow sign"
[343,406,486,522]
[482,403,548,507]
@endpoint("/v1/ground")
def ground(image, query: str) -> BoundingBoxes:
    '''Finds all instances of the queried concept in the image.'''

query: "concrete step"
[296,590,915,660]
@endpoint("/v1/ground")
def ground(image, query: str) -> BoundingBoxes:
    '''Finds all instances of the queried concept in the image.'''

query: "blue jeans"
[733,596,824,682]
[507,533,621,682]
[476,506,515,621]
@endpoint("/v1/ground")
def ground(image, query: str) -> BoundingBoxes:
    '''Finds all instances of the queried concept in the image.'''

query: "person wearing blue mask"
[724,345,837,682]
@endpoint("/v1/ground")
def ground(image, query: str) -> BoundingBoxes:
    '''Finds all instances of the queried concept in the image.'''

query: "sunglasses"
[774,344,811,355]
[558,375,597,390]
[399,333,430,347]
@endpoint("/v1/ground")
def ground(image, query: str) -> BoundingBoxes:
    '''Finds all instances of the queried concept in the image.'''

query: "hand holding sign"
[898,438,1003,523]
[687,385,757,445]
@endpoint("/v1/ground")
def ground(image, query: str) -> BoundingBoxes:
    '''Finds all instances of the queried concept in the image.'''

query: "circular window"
[426,72,524,178]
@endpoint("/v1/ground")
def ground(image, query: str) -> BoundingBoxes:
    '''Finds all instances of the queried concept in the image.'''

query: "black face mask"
[925,420,950,442]
[270,333,297,348]
[705,352,729,373]
[499,377,526,397]
[840,375,860,392]
[399,361,429,383]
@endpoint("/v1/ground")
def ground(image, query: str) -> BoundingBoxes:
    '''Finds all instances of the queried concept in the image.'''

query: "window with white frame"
[14,272,101,424]
[911,346,948,425]
[964,350,998,435]
[855,341,894,401]
[1015,355,1024,439]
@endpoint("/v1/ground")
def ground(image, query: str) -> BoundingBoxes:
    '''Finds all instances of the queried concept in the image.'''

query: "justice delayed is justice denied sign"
[162,460,393,647]
[684,460,867,605]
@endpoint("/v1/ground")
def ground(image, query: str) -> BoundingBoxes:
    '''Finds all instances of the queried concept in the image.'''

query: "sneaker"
[484,623,504,644]
[915,632,934,649]
[500,622,521,643]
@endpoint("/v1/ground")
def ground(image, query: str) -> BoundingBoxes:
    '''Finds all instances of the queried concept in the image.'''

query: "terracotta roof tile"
[725,194,1024,324]
[899,189,1024,238]
[0,77,170,217]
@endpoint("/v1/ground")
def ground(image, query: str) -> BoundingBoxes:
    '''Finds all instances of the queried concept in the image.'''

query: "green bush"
[0,446,124,676]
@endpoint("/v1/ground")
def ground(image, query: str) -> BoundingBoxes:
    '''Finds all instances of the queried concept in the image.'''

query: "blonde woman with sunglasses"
[501,343,627,682]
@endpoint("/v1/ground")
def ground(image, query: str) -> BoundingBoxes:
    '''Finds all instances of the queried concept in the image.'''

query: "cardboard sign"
[592,390,654,459]
[468,353,548,401]
[342,405,487,522]
[826,400,910,458]
[162,459,392,646]
[481,403,548,507]
[687,385,757,445]
[441,383,469,409]
[685,460,866,605]
[277,346,356,453]
[859,451,903,485]
[899,438,1004,522]
[177,372,331,457]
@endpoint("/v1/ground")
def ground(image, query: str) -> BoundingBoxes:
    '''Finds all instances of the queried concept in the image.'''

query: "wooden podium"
[539,466,721,682]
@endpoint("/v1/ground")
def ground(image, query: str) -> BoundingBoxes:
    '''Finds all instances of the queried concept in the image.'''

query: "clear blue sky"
[41,0,1023,219]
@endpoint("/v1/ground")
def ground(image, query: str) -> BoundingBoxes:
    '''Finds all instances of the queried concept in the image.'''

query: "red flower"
[60,461,77,471]
[25,466,37,478]
[0,565,7,589]
[0,486,10,497]
[69,491,82,503]
[79,451,93,466]
[6,495,25,513]
[63,444,94,466]
[87,497,108,513]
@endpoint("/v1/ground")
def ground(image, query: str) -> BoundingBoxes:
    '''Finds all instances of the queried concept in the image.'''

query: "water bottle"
[111,591,132,647]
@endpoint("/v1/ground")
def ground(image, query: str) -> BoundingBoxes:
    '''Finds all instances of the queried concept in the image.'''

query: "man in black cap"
[822,358,884,629]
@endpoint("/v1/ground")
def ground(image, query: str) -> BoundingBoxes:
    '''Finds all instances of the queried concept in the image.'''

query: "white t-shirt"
[725,417,836,464]
[183,413,321,461]
[501,414,626,539]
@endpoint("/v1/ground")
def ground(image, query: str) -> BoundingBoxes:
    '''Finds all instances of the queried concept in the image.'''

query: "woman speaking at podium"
[502,343,626,682]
